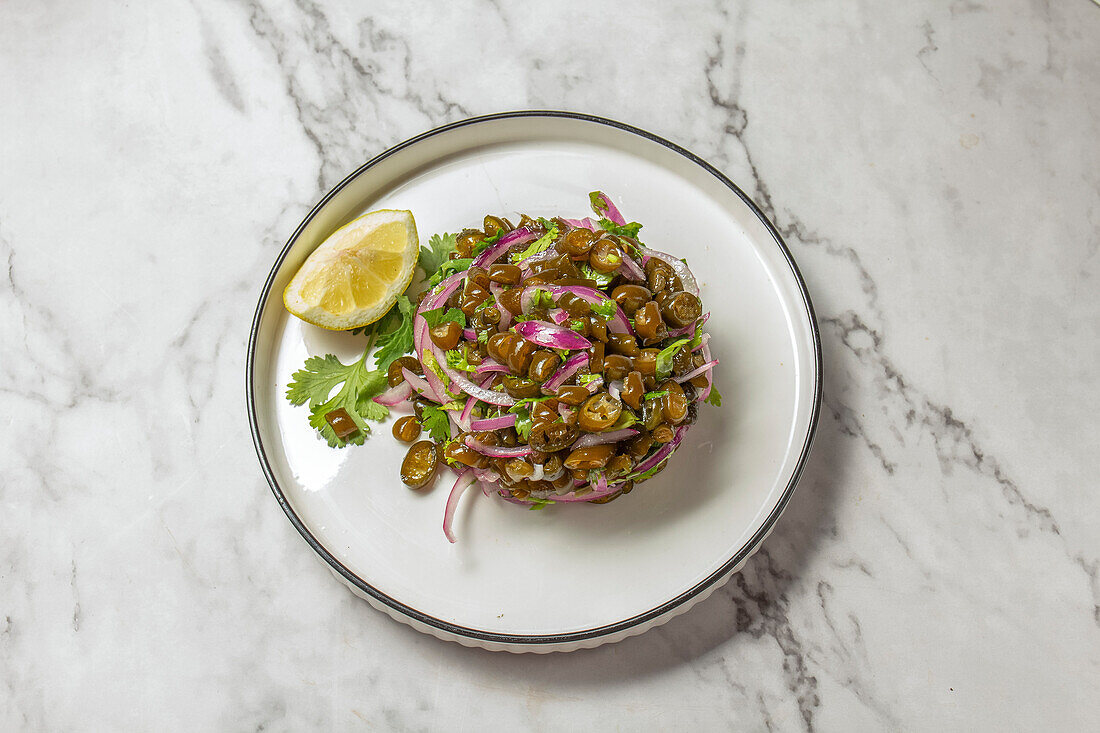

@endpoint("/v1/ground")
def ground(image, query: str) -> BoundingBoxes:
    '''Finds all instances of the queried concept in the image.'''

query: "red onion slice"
[470,414,517,431]
[471,227,537,269]
[619,254,646,281]
[676,360,719,384]
[401,366,438,403]
[699,340,714,402]
[473,359,509,374]
[544,352,588,393]
[513,320,592,351]
[570,428,638,450]
[373,380,412,406]
[589,191,627,226]
[639,246,699,296]
[443,470,478,543]
[433,345,515,406]
[464,434,532,458]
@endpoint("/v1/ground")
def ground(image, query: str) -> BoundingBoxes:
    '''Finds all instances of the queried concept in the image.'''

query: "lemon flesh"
[283,209,418,330]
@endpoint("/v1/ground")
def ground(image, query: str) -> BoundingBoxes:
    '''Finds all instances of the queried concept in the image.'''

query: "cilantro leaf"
[625,457,669,482]
[705,382,723,407]
[577,374,601,385]
[287,352,389,447]
[643,390,669,401]
[512,221,559,262]
[422,306,467,329]
[655,337,691,381]
[476,229,504,254]
[445,349,477,372]
[690,320,705,349]
[508,395,556,411]
[610,412,637,431]
[598,217,643,239]
[590,298,617,319]
[428,257,473,288]
[512,407,533,441]
[579,263,615,288]
[372,295,416,370]
[420,233,456,277]
[418,403,452,443]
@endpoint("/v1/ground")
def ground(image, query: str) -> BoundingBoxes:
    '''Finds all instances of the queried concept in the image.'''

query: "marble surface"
[2,0,1098,729]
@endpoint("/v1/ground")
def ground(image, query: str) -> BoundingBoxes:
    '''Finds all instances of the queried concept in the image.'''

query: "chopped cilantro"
[598,217,643,239]
[428,257,473,287]
[579,263,614,287]
[689,320,705,349]
[610,412,637,431]
[643,390,669,401]
[422,306,467,329]
[512,407,533,441]
[511,221,559,262]
[590,298,617,319]
[577,374,601,385]
[445,349,477,372]
[655,337,691,381]
[705,382,723,407]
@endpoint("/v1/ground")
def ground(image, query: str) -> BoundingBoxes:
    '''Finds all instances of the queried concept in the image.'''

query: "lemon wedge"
[283,209,418,330]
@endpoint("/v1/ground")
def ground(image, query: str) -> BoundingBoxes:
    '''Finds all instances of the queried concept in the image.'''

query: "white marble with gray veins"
[1,0,1097,730]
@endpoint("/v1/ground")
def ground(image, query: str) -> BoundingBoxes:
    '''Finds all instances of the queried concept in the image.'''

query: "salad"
[287,192,719,542]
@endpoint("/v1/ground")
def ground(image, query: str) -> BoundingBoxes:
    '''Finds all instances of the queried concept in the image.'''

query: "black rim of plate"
[246,110,823,646]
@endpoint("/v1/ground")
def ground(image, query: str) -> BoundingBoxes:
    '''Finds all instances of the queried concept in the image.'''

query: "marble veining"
[1,0,1097,730]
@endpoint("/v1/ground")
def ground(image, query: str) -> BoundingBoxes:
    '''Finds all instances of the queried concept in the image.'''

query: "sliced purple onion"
[562,217,597,230]
[471,227,537,269]
[699,340,714,402]
[473,358,509,374]
[420,338,451,403]
[676,360,719,384]
[549,308,569,325]
[458,375,491,430]
[470,414,517,431]
[589,191,626,226]
[619,254,646,281]
[544,352,588,393]
[546,479,629,503]
[401,366,439,403]
[608,379,623,402]
[557,402,573,421]
[433,345,515,406]
[443,470,478,543]
[570,428,638,451]
[513,320,592,351]
[639,246,699,296]
[584,375,604,393]
[631,425,689,476]
[464,434,532,458]
[373,380,413,406]
[669,312,710,339]
[462,328,477,341]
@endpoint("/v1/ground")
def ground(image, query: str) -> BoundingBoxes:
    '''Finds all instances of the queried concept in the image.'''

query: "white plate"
[247,112,821,653]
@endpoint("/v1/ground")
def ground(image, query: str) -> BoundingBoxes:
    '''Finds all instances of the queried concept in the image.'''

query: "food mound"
[370,193,719,540]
